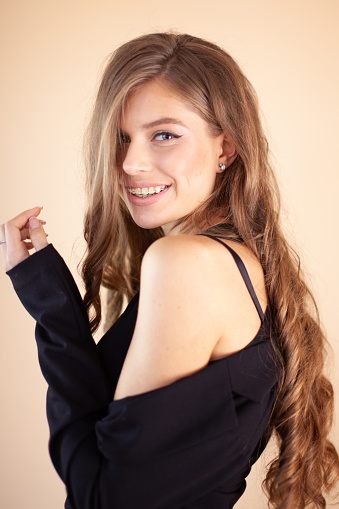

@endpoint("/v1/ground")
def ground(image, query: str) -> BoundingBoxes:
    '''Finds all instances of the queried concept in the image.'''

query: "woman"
[1,33,339,508]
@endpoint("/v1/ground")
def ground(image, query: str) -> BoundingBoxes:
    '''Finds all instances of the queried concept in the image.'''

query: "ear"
[217,136,237,172]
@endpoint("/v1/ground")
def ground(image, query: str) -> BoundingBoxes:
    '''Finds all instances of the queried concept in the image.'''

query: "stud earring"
[218,163,226,172]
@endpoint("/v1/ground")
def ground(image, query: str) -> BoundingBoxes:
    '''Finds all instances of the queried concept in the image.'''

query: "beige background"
[1,0,338,507]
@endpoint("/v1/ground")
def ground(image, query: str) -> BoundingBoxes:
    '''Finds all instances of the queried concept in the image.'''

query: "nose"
[122,140,152,176]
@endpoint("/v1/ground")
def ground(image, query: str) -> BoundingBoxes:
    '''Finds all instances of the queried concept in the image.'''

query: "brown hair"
[81,32,339,507]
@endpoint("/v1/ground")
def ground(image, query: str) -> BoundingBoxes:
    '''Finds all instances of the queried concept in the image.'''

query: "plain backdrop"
[1,0,338,507]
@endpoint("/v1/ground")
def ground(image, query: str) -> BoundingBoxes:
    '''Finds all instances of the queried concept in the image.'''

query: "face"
[118,80,227,234]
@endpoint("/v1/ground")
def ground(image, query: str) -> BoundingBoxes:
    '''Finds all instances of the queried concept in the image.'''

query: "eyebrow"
[141,118,186,129]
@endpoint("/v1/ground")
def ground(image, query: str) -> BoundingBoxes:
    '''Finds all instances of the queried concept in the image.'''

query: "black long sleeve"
[8,244,277,508]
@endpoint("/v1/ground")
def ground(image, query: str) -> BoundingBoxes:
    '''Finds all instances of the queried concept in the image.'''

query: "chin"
[132,216,164,231]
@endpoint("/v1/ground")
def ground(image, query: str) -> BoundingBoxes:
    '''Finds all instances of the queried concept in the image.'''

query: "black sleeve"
[7,245,247,509]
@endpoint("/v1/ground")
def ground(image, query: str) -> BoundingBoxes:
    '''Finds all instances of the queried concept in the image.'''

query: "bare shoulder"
[142,233,268,360]
[141,234,218,286]
[113,235,226,399]
[113,234,267,399]
[141,234,265,302]
[140,233,267,337]
[139,234,223,339]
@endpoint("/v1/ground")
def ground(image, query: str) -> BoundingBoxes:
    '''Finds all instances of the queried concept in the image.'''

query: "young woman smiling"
[1,33,339,509]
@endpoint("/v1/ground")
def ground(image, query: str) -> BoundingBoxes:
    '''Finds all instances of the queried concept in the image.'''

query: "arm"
[114,234,226,399]
[8,245,247,509]
[2,214,249,508]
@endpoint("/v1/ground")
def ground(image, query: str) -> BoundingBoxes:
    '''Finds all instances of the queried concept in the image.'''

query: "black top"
[7,238,279,509]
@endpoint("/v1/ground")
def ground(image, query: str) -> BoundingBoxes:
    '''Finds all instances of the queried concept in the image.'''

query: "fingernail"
[29,217,41,230]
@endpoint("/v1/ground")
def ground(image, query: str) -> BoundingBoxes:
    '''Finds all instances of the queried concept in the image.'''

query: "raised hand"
[0,206,48,271]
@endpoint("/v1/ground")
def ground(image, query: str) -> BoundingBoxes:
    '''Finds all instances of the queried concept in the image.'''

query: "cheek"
[154,146,189,180]
[154,140,217,188]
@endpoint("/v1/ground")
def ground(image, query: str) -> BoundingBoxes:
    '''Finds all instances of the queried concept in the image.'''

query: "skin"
[0,207,47,272]
[113,81,267,398]
[119,80,236,234]
[0,81,267,401]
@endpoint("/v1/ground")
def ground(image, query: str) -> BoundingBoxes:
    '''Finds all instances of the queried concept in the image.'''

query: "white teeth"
[128,185,168,198]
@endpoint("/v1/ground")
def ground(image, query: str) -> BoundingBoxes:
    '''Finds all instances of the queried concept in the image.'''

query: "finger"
[22,218,46,230]
[0,223,5,243]
[23,241,34,250]
[5,206,43,249]
[4,206,43,266]
[29,216,49,251]
[0,224,7,262]
[2,207,45,271]
[20,228,30,241]
[7,206,43,232]
[20,220,46,243]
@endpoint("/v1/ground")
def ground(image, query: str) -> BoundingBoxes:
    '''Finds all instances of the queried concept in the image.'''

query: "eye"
[152,131,182,142]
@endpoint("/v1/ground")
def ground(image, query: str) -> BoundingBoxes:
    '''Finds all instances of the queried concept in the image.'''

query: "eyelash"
[118,131,182,144]
[152,131,182,142]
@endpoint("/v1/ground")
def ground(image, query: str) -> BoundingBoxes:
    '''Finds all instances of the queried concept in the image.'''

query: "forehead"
[120,80,206,130]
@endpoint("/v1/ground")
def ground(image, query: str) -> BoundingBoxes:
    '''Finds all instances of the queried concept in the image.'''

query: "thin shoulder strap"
[199,234,265,323]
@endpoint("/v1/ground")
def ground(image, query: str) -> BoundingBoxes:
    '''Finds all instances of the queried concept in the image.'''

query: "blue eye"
[153,132,181,141]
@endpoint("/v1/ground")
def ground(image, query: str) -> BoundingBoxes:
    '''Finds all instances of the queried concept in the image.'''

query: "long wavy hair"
[81,32,339,507]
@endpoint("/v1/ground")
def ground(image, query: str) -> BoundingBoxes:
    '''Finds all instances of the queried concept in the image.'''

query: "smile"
[127,185,170,198]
